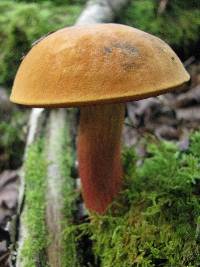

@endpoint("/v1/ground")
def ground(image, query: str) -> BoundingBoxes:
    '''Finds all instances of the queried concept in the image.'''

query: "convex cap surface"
[10,23,190,107]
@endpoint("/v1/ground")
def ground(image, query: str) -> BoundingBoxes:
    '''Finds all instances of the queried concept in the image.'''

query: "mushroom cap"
[10,23,190,107]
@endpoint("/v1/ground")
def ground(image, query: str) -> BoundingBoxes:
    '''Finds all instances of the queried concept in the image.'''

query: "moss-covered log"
[45,110,78,267]
[15,110,78,267]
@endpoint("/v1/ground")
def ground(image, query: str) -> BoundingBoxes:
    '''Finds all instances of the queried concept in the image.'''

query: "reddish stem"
[77,103,125,214]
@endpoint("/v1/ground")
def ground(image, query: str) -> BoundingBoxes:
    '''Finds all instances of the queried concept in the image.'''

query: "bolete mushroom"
[10,24,190,214]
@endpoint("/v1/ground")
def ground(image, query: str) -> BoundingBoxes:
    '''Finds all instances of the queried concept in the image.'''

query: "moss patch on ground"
[65,131,200,267]
[119,0,200,57]
[0,0,84,86]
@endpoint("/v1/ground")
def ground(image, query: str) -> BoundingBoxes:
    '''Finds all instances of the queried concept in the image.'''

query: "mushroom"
[10,24,190,214]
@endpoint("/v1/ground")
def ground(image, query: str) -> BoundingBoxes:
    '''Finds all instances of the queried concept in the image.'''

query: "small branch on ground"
[157,0,169,15]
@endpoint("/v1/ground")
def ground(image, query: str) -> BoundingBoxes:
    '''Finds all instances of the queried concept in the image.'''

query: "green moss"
[0,0,83,86]
[20,139,48,267]
[119,0,200,56]
[65,131,200,267]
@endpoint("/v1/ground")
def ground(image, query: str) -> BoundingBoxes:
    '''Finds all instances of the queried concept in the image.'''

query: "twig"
[157,0,169,15]
[184,56,196,68]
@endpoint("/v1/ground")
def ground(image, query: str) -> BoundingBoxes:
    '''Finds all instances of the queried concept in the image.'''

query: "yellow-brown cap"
[10,23,190,107]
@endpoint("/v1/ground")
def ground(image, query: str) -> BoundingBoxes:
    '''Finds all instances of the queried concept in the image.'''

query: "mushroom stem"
[78,103,125,214]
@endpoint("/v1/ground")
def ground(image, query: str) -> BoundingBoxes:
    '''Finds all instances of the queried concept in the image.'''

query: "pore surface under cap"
[10,23,190,107]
